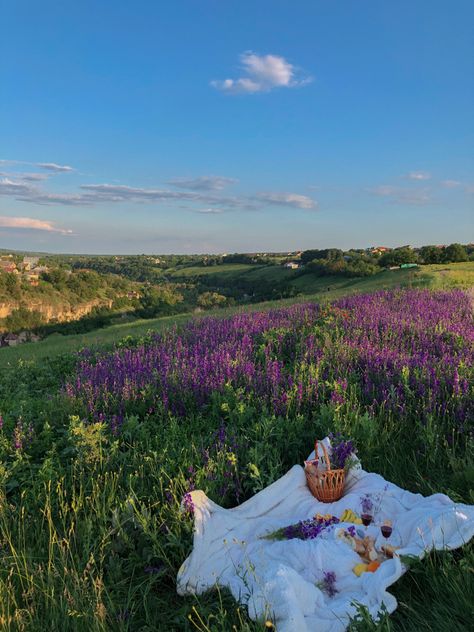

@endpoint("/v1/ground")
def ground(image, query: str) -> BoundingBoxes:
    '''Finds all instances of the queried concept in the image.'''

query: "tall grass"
[0,288,472,630]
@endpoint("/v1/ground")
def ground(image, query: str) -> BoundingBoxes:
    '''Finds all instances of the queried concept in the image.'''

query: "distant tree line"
[299,243,471,277]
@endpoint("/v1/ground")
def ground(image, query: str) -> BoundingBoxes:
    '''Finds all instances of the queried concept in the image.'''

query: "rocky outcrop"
[0,298,114,331]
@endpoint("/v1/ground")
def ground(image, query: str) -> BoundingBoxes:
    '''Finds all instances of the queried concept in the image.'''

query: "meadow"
[0,285,472,631]
[2,261,473,368]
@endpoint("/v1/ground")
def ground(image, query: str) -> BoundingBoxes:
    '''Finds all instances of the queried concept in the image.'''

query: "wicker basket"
[304,440,345,502]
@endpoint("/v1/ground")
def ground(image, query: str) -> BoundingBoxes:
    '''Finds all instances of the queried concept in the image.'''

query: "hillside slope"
[1,262,472,368]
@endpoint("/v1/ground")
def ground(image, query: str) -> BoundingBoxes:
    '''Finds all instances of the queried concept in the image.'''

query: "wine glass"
[361,512,373,527]
[380,520,393,539]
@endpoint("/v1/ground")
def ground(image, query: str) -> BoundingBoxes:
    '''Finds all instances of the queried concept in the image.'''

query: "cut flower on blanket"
[177,437,474,632]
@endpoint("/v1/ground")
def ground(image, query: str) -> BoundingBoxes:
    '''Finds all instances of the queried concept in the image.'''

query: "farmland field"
[0,287,472,631]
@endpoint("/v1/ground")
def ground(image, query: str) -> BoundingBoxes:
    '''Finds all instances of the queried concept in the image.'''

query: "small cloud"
[211,52,312,94]
[17,192,90,206]
[440,179,461,188]
[37,162,74,172]
[0,159,24,166]
[369,185,397,197]
[407,171,431,181]
[256,191,317,209]
[195,208,224,214]
[368,185,432,205]
[396,189,432,205]
[0,177,37,197]
[0,215,72,234]
[0,171,50,182]
[168,176,238,191]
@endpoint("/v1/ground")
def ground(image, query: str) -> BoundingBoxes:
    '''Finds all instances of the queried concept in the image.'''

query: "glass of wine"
[380,519,393,539]
[361,513,373,527]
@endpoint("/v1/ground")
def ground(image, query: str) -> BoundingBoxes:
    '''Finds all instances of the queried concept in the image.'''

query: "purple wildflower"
[321,571,338,598]
[329,433,356,469]
[63,289,473,443]
[360,494,374,514]
[282,515,340,541]
[182,492,195,515]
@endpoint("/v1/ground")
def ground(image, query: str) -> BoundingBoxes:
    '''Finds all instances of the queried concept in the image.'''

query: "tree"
[5,273,21,299]
[197,292,228,308]
[301,249,343,265]
[420,246,442,264]
[379,248,418,267]
[442,243,468,263]
[138,286,184,318]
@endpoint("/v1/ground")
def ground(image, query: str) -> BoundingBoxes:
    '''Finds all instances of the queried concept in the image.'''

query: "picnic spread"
[177,437,474,631]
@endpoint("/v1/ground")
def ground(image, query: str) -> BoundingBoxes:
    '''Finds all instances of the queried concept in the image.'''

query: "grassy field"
[168,263,261,279]
[0,287,471,630]
[1,262,473,368]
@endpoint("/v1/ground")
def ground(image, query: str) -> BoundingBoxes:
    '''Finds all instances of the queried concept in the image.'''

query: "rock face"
[0,298,114,331]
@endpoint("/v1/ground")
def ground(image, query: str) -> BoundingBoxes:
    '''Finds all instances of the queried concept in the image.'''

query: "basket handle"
[315,440,331,471]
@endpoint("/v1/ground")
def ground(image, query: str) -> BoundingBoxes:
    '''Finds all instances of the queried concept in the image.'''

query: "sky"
[0,0,473,254]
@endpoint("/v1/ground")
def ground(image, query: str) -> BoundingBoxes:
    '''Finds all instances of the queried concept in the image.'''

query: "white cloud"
[1,172,318,212]
[440,179,461,188]
[17,172,50,182]
[368,185,432,206]
[37,162,74,172]
[407,171,431,181]
[256,192,317,209]
[195,208,224,214]
[168,176,238,191]
[0,171,49,182]
[0,215,72,234]
[211,52,312,94]
[0,178,37,197]
[369,185,397,196]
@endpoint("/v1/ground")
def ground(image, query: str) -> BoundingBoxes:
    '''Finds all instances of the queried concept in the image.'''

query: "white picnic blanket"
[177,438,474,631]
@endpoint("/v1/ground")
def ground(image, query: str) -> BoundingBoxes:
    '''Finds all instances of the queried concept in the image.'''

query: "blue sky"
[1,0,472,254]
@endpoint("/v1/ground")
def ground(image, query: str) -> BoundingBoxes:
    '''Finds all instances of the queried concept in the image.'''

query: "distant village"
[0,254,51,286]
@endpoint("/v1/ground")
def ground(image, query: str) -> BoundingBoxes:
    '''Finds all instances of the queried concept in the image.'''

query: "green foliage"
[137,285,184,318]
[0,293,472,630]
[379,248,419,267]
[197,291,228,308]
[420,243,469,265]
[419,245,443,264]
[4,272,21,298]
[442,243,468,263]
[4,307,45,331]
[307,257,378,278]
[301,248,344,265]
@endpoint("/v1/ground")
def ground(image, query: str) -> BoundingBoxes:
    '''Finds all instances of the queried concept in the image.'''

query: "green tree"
[197,292,228,308]
[138,286,184,318]
[42,268,69,287]
[301,249,343,265]
[5,273,21,299]
[442,243,468,263]
[420,246,443,264]
[379,248,418,267]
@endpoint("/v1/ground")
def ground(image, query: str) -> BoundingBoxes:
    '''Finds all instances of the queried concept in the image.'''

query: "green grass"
[0,284,472,630]
[168,263,260,278]
[0,313,192,368]
[2,262,473,369]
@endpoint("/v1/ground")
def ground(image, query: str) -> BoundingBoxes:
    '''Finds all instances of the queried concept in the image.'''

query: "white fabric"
[177,439,474,631]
